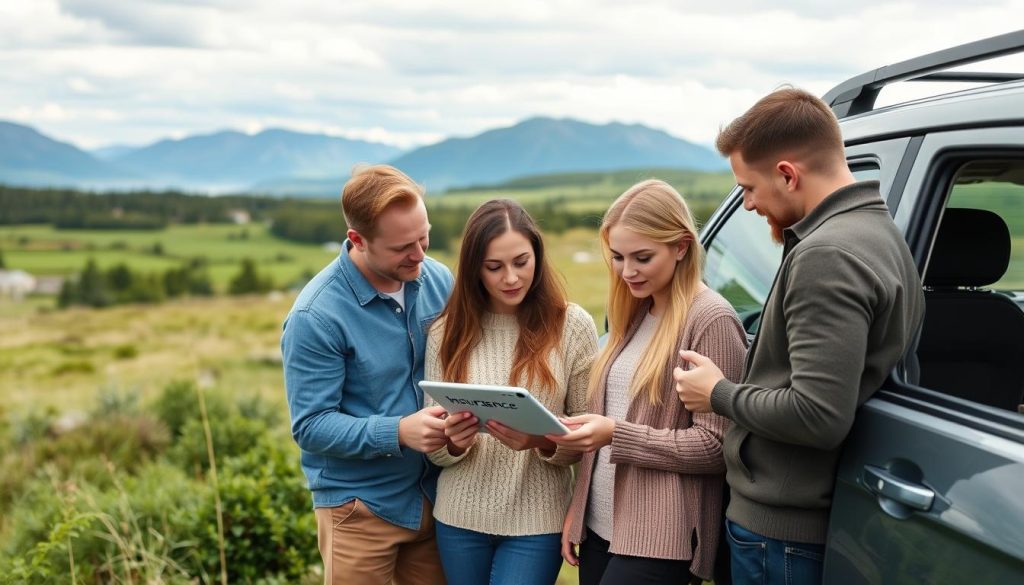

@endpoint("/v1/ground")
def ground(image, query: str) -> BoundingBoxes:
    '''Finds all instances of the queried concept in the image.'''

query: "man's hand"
[398,405,448,453]
[545,414,614,452]
[443,411,479,456]
[487,420,556,455]
[673,350,725,413]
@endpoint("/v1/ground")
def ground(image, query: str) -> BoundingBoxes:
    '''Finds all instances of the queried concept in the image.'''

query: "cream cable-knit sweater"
[425,303,598,536]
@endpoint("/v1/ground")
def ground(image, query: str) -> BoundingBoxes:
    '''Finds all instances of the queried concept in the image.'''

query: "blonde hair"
[342,164,424,239]
[591,179,704,405]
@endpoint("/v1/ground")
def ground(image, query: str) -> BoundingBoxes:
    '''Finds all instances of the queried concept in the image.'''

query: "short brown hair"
[342,164,424,239]
[716,87,844,172]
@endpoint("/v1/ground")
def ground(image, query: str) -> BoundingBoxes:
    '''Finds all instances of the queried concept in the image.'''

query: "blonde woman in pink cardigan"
[549,180,747,585]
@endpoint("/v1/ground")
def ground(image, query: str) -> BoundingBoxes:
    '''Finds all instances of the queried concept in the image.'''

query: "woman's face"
[480,229,536,314]
[607,225,685,306]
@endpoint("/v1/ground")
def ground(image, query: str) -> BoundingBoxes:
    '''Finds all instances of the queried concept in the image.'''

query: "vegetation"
[0,170,740,583]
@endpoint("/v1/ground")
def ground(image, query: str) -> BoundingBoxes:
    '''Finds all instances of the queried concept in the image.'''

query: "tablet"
[418,381,570,436]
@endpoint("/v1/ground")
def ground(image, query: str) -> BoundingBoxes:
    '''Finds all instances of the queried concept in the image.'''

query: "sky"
[2,1,1023,151]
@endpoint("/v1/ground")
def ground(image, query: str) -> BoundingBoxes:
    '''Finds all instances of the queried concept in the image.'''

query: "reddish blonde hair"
[341,164,424,239]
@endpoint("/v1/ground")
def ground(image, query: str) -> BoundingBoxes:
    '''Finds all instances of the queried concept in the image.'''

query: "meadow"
[0,224,612,584]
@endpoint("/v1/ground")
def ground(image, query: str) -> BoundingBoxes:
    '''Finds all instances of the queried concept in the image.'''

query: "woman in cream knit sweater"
[550,180,747,585]
[425,199,598,585]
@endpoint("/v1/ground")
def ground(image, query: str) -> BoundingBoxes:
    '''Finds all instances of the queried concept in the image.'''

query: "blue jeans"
[725,519,824,585]
[435,520,563,585]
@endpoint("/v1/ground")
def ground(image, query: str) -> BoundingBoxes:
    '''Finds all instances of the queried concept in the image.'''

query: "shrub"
[169,413,268,477]
[50,360,95,376]
[112,344,138,360]
[1,463,202,585]
[228,259,273,295]
[150,380,230,440]
[0,414,171,510]
[187,435,317,583]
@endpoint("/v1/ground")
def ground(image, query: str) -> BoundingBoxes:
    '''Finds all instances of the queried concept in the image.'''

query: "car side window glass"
[946,166,1023,294]
[704,164,880,335]
[916,158,1024,412]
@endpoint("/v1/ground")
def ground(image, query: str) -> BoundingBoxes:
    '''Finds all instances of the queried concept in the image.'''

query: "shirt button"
[395,307,402,313]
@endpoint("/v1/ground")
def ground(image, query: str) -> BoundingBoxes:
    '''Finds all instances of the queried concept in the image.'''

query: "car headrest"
[925,208,1010,288]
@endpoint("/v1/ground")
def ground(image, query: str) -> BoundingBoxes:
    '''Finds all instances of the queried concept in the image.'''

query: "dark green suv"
[700,30,1024,583]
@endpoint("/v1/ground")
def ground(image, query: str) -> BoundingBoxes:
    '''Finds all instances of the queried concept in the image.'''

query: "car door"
[823,127,1024,583]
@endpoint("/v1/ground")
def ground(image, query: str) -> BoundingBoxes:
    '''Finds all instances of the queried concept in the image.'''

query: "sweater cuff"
[710,378,738,420]
[427,443,472,467]
[535,444,581,466]
[608,420,650,465]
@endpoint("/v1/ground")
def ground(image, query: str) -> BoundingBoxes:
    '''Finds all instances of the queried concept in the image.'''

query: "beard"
[768,219,785,244]
[758,210,787,244]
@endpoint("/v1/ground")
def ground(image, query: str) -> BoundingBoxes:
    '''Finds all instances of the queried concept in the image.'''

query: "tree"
[0,248,5,269]
[228,259,273,295]
[78,259,112,307]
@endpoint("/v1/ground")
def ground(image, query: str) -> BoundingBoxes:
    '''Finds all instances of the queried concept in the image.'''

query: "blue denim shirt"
[281,241,453,530]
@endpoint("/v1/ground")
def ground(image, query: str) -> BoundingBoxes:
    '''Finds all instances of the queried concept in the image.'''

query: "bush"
[150,380,230,440]
[228,258,274,295]
[0,414,171,510]
[187,436,317,583]
[169,413,268,477]
[112,344,138,360]
[50,360,95,376]
[1,463,202,585]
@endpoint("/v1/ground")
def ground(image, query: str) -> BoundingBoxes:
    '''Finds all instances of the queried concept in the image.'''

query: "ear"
[675,240,689,261]
[347,229,366,251]
[776,161,799,192]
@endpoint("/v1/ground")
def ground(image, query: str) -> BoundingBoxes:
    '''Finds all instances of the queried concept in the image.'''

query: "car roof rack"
[823,29,1024,119]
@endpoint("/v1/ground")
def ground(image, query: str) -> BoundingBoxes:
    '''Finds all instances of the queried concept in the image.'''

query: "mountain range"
[0,117,727,196]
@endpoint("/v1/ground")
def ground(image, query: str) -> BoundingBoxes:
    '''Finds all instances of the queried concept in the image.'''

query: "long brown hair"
[590,180,704,404]
[436,199,568,391]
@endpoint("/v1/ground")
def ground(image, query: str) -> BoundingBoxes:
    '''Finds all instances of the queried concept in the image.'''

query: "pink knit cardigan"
[565,289,746,580]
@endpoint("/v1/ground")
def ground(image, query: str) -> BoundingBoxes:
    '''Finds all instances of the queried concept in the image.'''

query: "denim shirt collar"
[338,239,425,306]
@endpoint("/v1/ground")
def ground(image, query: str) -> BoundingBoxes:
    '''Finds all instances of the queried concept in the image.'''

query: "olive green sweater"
[710,181,924,544]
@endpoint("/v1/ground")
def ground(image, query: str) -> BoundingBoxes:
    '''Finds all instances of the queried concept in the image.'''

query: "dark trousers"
[578,528,692,585]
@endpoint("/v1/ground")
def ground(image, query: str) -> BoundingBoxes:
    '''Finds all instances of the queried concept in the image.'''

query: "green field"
[434,168,735,216]
[0,223,341,291]
[0,226,610,413]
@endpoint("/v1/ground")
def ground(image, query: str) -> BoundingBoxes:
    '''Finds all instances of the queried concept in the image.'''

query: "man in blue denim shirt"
[282,164,453,585]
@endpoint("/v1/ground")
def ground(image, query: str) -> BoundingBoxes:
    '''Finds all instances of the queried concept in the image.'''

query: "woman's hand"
[545,414,615,452]
[486,420,557,455]
[443,411,479,456]
[561,510,579,566]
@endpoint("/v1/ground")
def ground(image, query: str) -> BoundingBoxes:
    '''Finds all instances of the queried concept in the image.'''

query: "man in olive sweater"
[674,88,924,585]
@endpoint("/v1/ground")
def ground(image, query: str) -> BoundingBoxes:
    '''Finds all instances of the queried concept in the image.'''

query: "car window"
[704,164,881,335]
[946,165,1023,296]
[916,158,1024,412]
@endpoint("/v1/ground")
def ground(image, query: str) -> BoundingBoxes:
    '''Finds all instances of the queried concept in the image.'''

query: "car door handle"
[863,465,934,511]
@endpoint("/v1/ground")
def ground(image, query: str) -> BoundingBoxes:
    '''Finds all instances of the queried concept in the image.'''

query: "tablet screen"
[418,381,569,436]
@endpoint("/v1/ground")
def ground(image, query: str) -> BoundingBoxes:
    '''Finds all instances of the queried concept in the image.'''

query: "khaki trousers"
[315,498,445,585]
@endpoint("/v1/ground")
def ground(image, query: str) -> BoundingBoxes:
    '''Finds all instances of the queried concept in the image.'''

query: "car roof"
[839,79,1024,145]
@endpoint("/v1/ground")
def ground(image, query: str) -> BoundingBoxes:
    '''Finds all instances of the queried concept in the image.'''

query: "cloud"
[0,0,1021,150]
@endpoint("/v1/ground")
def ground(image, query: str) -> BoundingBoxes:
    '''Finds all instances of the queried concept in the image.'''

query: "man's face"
[729,152,800,244]
[358,199,430,285]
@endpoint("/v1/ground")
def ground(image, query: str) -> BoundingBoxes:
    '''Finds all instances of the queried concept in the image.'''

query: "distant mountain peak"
[388,115,726,191]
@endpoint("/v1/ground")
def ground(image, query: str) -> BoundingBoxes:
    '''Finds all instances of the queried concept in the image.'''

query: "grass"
[0,228,609,414]
[0,223,340,291]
